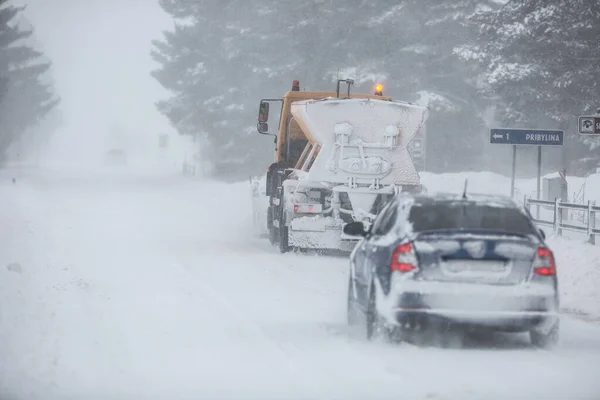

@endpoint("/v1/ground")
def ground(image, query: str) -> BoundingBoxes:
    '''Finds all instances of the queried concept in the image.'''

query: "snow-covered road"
[1,169,600,399]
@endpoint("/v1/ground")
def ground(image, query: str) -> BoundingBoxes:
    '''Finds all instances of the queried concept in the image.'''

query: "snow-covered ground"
[1,167,600,399]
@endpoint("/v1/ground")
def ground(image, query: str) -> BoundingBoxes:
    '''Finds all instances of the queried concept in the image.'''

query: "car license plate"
[443,260,506,274]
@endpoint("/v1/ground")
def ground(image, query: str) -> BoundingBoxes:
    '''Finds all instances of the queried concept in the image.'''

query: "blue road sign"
[490,128,564,146]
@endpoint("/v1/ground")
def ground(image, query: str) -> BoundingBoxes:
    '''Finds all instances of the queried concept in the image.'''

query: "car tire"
[365,284,396,342]
[439,326,466,349]
[347,275,359,326]
[530,320,560,349]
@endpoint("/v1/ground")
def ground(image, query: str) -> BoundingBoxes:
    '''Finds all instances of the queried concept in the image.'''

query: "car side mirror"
[258,101,269,123]
[257,122,269,134]
[538,228,546,240]
[343,221,367,237]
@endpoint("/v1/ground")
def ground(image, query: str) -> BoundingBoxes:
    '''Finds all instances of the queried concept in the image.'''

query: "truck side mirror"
[257,122,269,134]
[258,102,269,123]
[343,222,367,237]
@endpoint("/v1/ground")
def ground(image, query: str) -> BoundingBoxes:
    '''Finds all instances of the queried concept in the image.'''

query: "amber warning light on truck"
[375,83,383,96]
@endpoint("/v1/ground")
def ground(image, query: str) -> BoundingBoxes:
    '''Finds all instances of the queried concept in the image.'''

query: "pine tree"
[465,0,600,162]
[359,1,503,173]
[0,0,59,161]
[266,0,502,172]
[152,0,284,177]
[159,1,596,178]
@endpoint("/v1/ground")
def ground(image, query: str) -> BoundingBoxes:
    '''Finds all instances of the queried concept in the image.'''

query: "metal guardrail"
[524,197,599,244]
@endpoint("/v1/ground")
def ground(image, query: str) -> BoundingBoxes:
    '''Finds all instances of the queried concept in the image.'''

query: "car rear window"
[408,202,536,235]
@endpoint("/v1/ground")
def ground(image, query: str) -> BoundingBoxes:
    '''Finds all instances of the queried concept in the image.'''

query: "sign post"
[510,145,516,199]
[537,145,542,206]
[489,128,564,218]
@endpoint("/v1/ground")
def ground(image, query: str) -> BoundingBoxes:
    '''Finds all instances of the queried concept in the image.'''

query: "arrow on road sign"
[492,133,503,140]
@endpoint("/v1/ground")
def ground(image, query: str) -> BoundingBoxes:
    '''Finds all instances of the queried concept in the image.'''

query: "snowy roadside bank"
[548,236,600,320]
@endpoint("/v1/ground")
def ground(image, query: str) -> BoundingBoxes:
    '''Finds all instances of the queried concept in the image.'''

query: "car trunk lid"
[412,231,537,285]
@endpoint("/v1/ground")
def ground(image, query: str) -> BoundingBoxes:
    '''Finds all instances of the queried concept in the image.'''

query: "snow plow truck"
[251,79,429,253]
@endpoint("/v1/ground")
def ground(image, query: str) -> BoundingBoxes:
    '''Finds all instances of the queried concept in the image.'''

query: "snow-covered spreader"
[251,79,429,253]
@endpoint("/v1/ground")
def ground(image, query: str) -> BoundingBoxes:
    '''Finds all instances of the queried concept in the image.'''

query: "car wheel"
[530,320,560,349]
[365,284,395,342]
[347,275,359,326]
[439,326,466,349]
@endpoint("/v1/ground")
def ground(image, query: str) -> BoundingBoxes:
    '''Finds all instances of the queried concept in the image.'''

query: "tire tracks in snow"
[186,238,424,398]
[175,250,411,400]
[562,308,600,324]
[175,260,335,400]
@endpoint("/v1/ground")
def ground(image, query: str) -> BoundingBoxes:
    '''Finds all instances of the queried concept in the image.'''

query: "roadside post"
[578,109,600,172]
[578,109,600,228]
[158,133,169,164]
[489,128,564,218]
[159,133,169,149]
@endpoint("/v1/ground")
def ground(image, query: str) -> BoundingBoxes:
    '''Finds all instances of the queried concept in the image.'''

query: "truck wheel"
[267,208,278,245]
[269,227,278,245]
[278,192,290,253]
[279,224,290,253]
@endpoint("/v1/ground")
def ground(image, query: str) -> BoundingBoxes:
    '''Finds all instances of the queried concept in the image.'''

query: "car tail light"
[293,204,322,213]
[391,242,417,272]
[533,246,556,276]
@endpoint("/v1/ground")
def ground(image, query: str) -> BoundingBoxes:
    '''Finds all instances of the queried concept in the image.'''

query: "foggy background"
[4,0,180,171]
[1,0,598,180]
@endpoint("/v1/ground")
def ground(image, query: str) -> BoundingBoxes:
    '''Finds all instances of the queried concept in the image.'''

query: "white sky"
[11,0,176,165]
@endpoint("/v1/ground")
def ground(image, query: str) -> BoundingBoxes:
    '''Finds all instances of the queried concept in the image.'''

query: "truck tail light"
[293,204,322,213]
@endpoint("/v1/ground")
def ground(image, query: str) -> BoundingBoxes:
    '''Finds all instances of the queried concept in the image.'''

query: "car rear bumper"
[378,280,559,332]
[392,308,558,331]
